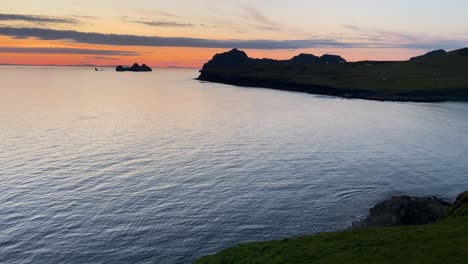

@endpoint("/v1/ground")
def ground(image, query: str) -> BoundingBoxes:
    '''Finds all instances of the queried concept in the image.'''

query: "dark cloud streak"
[85,56,119,60]
[0,47,140,56]
[0,26,352,49]
[131,20,195,27]
[0,26,463,51]
[0,14,79,24]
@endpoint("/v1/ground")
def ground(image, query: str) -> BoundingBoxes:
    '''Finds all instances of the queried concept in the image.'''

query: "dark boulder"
[116,65,126,72]
[410,49,447,62]
[353,195,451,228]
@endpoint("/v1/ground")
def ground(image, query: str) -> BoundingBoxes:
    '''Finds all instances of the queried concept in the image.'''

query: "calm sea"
[1,67,467,263]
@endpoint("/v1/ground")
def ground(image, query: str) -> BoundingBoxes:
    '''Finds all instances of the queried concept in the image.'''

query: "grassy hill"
[198,48,468,102]
[195,192,468,264]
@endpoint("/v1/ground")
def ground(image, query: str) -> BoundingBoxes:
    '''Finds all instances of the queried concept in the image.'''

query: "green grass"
[195,192,468,264]
[201,49,468,99]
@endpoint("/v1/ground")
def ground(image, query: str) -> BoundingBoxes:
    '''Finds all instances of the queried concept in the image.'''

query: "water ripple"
[0,68,467,263]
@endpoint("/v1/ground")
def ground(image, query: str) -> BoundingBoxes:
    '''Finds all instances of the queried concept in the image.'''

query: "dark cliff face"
[116,63,152,72]
[201,49,347,70]
[410,49,447,62]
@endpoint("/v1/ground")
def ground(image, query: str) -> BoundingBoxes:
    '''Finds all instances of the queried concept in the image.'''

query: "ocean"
[1,66,467,263]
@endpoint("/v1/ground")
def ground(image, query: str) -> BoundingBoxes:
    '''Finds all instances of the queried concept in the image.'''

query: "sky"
[0,0,467,67]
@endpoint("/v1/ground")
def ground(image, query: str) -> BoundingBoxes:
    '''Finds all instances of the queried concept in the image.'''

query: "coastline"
[197,74,467,103]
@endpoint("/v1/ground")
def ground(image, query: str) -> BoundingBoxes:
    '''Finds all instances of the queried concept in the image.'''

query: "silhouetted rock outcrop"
[141,64,152,71]
[352,195,451,228]
[201,49,346,70]
[290,54,321,64]
[202,49,251,69]
[116,63,152,72]
[410,49,447,62]
[320,54,347,64]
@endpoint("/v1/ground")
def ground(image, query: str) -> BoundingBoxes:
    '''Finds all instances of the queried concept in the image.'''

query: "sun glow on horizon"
[0,0,467,67]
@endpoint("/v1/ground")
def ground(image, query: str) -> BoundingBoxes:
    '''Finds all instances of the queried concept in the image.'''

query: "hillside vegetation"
[198,48,468,102]
[195,192,468,264]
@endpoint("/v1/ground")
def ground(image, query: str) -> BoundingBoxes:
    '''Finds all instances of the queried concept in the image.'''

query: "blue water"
[0,67,467,263]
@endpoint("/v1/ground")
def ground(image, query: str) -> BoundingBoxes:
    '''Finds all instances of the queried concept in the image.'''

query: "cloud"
[0,26,465,51]
[0,26,353,49]
[342,24,468,50]
[0,47,140,56]
[0,14,79,24]
[131,20,195,27]
[85,56,119,60]
[240,6,282,31]
[154,11,181,18]
[242,6,278,26]
[135,9,181,18]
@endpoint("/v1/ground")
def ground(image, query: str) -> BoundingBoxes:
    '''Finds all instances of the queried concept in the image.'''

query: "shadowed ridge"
[451,47,468,56]
[202,48,250,70]
[290,53,320,64]
[410,49,447,62]
[201,49,347,71]
[320,54,347,64]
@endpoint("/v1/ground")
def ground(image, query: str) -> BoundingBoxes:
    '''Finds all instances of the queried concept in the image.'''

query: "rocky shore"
[195,191,468,263]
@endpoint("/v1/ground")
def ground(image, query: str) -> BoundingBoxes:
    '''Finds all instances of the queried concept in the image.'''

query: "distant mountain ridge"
[201,49,346,70]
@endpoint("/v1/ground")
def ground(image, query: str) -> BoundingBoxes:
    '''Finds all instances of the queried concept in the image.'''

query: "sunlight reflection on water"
[0,67,467,263]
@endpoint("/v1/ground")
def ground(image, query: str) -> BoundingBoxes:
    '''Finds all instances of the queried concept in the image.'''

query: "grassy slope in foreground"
[195,192,468,264]
[198,48,468,102]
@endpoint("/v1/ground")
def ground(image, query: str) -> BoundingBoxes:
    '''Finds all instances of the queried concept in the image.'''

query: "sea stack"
[116,63,152,72]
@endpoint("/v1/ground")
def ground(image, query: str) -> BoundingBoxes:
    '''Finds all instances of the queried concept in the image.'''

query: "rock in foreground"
[195,191,468,264]
[353,195,451,228]
[116,63,152,72]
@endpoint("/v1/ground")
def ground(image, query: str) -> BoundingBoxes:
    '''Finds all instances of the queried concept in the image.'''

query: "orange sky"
[0,36,425,68]
[0,0,467,67]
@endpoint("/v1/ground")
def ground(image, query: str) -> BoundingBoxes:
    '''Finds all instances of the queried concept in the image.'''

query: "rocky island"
[198,48,468,102]
[196,191,468,264]
[116,63,152,72]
